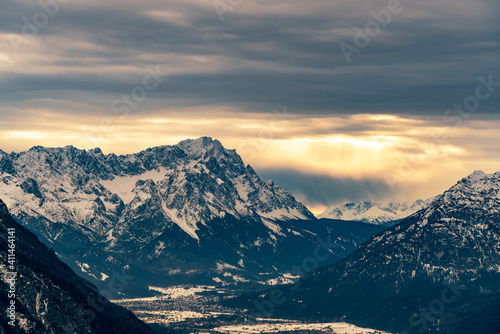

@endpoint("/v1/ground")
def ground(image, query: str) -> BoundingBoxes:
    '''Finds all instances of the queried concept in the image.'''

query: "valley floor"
[112,285,391,334]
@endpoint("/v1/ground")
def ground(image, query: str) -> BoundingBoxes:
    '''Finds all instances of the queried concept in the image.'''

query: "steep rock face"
[318,198,437,225]
[244,171,500,334]
[0,199,152,334]
[0,138,383,294]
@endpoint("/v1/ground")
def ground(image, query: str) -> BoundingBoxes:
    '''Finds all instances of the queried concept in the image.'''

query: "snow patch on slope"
[162,204,200,240]
[101,167,167,204]
[258,207,310,221]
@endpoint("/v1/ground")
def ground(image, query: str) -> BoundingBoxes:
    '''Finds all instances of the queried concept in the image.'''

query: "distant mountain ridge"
[318,197,437,225]
[243,170,500,334]
[0,137,384,295]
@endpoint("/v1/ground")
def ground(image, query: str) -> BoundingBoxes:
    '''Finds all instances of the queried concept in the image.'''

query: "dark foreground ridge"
[0,199,152,334]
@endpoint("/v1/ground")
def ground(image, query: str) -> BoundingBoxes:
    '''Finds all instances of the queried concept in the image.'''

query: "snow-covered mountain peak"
[429,170,500,216]
[177,136,225,158]
[448,170,500,197]
[470,169,487,177]
[458,170,500,187]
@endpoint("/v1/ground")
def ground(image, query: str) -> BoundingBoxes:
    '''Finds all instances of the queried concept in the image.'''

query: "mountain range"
[2,136,499,333]
[240,170,500,334]
[0,137,384,296]
[318,198,437,225]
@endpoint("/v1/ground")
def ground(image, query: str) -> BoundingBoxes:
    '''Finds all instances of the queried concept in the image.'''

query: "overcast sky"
[1,0,499,213]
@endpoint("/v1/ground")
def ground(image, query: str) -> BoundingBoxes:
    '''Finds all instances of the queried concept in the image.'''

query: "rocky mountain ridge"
[318,197,437,225]
[241,170,500,334]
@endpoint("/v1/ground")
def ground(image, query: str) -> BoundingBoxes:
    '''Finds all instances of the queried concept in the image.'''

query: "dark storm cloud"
[257,168,393,206]
[1,0,499,116]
